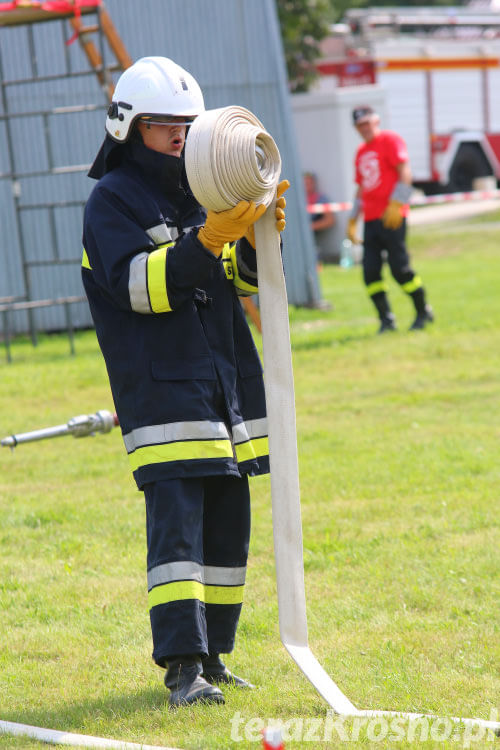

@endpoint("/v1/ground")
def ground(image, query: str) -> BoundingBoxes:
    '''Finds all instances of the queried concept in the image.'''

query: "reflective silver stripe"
[232,417,268,445]
[129,230,179,313]
[145,223,178,244]
[147,561,246,591]
[232,421,249,444]
[204,565,246,586]
[128,251,152,313]
[123,420,230,453]
[148,561,203,590]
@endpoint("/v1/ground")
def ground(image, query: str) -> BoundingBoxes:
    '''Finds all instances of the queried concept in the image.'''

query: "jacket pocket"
[151,356,216,381]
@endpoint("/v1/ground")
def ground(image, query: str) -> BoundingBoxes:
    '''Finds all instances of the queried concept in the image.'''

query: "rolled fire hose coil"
[185,106,281,211]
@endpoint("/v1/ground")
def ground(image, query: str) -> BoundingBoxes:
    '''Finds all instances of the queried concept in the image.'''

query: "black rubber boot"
[378,313,397,334]
[202,654,255,689]
[409,288,434,330]
[371,291,397,334]
[409,305,434,330]
[165,655,225,707]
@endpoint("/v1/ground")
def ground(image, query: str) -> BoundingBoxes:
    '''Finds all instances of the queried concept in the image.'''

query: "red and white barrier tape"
[309,201,353,213]
[308,188,500,214]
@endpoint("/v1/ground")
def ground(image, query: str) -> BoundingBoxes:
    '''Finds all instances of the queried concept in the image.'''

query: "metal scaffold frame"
[0,1,131,359]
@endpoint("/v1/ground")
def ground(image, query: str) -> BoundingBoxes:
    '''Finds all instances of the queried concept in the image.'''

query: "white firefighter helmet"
[105,56,205,143]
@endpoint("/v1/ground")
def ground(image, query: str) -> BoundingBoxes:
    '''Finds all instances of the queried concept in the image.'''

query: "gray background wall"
[0,0,321,336]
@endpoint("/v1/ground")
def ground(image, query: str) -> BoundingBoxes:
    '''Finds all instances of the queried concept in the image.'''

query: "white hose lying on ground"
[0,719,179,750]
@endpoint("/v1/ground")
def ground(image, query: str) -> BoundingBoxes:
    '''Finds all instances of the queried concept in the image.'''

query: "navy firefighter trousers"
[144,474,251,667]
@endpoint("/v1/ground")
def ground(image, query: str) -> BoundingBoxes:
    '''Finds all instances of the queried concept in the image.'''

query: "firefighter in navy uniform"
[82,57,288,707]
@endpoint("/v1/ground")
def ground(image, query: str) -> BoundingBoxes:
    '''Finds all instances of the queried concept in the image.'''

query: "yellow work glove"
[198,201,266,257]
[245,179,290,248]
[382,200,404,230]
[346,217,361,245]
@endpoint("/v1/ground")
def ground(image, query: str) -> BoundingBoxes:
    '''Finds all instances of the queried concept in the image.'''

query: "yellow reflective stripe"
[82,248,91,270]
[149,580,203,607]
[205,585,244,605]
[235,436,269,464]
[367,280,387,296]
[147,243,173,312]
[234,278,259,293]
[221,243,234,280]
[148,580,244,608]
[128,439,233,472]
[230,243,258,294]
[402,275,422,293]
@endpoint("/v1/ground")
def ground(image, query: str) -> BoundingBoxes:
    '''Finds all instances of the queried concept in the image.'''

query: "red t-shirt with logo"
[355,130,409,222]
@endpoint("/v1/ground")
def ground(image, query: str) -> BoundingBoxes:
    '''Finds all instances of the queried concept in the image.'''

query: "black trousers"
[144,474,251,667]
[363,218,416,289]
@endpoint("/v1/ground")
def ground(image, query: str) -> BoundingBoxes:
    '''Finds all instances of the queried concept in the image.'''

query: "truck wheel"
[447,143,493,192]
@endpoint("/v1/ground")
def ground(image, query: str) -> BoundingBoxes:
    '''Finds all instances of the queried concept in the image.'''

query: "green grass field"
[1,215,499,749]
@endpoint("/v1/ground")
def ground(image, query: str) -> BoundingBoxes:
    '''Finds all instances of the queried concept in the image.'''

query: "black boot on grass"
[409,287,434,330]
[378,313,397,334]
[371,291,397,334]
[165,655,224,707]
[202,653,255,689]
[409,305,434,330]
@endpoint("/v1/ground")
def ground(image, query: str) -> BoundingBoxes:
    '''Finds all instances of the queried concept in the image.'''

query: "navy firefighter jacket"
[82,136,269,489]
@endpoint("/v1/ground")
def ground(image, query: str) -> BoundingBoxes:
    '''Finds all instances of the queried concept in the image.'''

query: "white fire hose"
[185,105,500,734]
[187,106,356,713]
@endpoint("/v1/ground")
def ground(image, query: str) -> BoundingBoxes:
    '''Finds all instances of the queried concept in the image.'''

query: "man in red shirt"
[347,106,433,333]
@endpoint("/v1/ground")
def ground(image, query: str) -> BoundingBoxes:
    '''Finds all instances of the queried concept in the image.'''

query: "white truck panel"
[378,70,430,181]
[432,70,483,132]
[487,68,500,131]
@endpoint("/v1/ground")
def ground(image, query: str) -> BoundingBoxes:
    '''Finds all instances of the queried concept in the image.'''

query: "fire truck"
[315,6,500,192]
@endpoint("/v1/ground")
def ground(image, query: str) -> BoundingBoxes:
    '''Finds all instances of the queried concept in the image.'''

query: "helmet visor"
[139,115,197,127]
